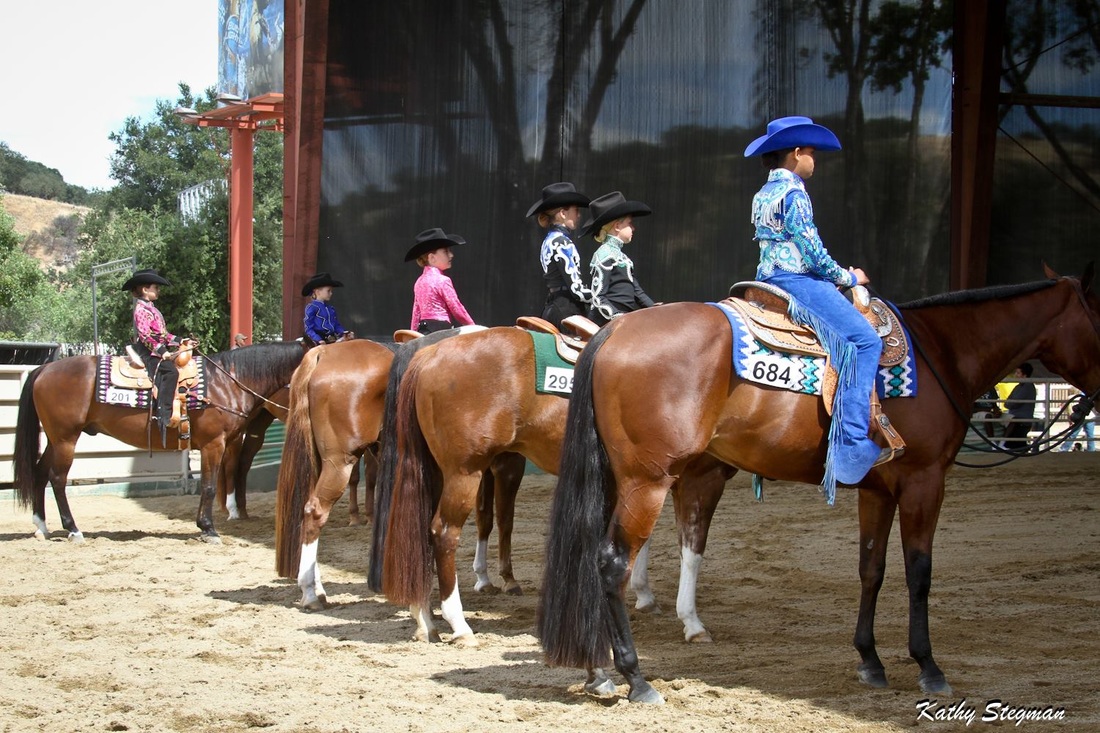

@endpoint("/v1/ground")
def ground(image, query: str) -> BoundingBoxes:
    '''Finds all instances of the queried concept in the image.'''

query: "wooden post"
[230,126,255,343]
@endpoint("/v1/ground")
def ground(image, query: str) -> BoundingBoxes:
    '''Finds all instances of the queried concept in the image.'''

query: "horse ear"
[1082,261,1095,293]
[1042,261,1060,279]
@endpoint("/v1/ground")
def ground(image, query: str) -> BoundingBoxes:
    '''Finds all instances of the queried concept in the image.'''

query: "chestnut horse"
[374,327,734,647]
[12,342,307,543]
[538,265,1100,704]
[274,328,501,609]
[273,338,395,607]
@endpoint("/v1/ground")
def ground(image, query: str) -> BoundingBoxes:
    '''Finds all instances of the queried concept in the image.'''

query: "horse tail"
[537,323,617,671]
[13,367,44,509]
[274,348,323,579]
[380,354,438,607]
[369,329,459,592]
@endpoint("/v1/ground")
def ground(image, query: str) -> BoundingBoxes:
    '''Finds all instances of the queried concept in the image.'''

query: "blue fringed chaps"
[760,271,882,503]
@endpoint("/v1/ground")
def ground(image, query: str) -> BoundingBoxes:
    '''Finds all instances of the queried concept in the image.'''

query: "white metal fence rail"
[1,365,196,491]
[965,378,1094,452]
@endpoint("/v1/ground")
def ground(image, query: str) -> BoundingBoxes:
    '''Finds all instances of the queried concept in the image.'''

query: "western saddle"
[115,340,200,447]
[721,282,906,456]
[515,315,599,364]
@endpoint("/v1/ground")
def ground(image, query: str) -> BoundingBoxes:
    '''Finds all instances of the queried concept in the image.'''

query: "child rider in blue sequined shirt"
[745,116,897,494]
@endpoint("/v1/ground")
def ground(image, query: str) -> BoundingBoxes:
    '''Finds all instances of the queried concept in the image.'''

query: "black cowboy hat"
[121,269,171,291]
[579,191,651,237]
[525,182,591,218]
[300,272,345,297]
[404,228,467,262]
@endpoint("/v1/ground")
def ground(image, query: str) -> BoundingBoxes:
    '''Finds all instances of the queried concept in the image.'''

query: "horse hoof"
[856,663,889,689]
[347,516,362,527]
[686,630,713,643]
[199,534,222,545]
[33,530,47,541]
[68,532,85,544]
[503,582,523,596]
[635,601,662,615]
[584,677,616,696]
[474,581,500,594]
[628,682,665,705]
[300,597,327,612]
[414,629,443,643]
[450,633,479,648]
[918,672,952,695]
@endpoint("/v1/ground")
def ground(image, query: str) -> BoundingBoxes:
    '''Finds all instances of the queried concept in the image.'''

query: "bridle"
[876,278,1100,468]
[192,346,292,418]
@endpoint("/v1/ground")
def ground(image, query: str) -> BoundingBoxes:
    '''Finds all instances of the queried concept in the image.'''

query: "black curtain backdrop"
[310,0,1099,338]
[990,0,1100,285]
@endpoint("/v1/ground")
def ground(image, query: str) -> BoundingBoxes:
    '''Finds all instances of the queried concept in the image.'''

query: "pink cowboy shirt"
[133,299,176,352]
[410,266,474,330]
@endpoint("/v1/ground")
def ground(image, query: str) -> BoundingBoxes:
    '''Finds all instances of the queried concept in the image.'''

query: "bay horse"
[538,265,1100,704]
[374,326,734,648]
[12,341,308,543]
[218,384,375,524]
[217,384,288,521]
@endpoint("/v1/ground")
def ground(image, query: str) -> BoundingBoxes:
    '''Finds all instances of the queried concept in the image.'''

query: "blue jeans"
[761,271,883,493]
[1061,420,1096,451]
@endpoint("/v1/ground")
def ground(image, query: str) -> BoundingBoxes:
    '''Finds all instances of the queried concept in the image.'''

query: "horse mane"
[898,279,1057,310]
[205,342,306,393]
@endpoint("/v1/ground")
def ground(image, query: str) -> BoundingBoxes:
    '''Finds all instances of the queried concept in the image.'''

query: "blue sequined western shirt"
[303,300,347,342]
[751,167,856,287]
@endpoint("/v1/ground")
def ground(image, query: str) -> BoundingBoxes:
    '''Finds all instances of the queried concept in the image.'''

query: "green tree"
[0,142,90,203]
[0,196,46,336]
[5,84,284,348]
[866,0,952,291]
[105,84,231,214]
[65,84,285,350]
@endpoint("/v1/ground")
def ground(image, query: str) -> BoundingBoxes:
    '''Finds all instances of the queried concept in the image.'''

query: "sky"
[0,2,219,191]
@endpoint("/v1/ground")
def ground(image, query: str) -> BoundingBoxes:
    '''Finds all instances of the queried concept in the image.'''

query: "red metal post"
[230,126,255,343]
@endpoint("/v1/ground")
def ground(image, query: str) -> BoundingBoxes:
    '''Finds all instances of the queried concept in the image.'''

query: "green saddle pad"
[529,331,574,395]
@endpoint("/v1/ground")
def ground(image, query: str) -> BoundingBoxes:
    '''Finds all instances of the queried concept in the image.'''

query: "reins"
[191,345,291,416]
[873,283,1100,469]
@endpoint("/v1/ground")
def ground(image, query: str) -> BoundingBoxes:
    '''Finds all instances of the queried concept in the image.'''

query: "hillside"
[1,193,89,271]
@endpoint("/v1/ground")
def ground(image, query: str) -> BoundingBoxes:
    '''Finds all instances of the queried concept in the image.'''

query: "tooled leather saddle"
[720,282,907,455]
[109,343,201,446]
[515,315,599,364]
[723,281,908,366]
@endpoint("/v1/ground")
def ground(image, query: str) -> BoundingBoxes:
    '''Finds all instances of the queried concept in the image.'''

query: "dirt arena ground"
[1,453,1096,732]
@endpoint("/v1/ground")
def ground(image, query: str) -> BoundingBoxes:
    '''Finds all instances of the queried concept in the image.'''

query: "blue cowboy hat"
[404,228,467,262]
[525,182,591,218]
[743,116,842,157]
[121,269,171,291]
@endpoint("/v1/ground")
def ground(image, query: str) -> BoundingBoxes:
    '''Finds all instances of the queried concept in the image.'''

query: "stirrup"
[872,445,904,468]
[870,393,906,464]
